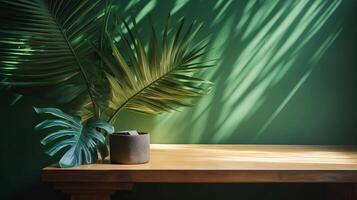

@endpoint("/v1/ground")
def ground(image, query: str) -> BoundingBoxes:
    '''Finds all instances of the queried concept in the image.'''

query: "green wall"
[1,0,357,200]
[115,0,357,145]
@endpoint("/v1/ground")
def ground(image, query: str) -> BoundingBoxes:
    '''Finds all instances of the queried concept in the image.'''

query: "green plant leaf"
[34,107,114,168]
[0,0,113,120]
[34,107,81,124]
[95,16,214,123]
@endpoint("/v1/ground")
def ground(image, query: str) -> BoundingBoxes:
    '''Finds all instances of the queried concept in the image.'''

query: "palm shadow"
[113,0,344,144]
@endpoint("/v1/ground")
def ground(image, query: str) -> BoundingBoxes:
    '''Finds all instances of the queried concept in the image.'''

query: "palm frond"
[94,17,214,123]
[0,0,111,120]
[34,107,114,168]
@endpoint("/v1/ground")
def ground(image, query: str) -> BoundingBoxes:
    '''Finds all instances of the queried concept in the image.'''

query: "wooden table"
[42,144,357,200]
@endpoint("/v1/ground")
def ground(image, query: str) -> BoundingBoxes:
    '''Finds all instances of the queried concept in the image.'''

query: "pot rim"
[110,132,149,137]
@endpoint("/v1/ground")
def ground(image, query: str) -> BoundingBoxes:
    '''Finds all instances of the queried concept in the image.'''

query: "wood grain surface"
[43,144,357,183]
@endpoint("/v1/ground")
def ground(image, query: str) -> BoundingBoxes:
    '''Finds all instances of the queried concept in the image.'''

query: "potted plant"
[0,0,214,167]
[109,131,150,164]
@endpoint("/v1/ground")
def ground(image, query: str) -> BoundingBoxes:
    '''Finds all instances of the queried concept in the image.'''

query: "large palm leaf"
[95,17,214,123]
[0,0,110,120]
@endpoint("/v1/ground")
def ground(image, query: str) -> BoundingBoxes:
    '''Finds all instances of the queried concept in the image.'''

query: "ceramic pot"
[109,132,150,164]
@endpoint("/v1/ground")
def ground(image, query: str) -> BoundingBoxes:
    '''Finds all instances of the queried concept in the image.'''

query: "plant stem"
[47,3,99,119]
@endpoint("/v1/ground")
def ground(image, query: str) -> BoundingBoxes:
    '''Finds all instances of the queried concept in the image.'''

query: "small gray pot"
[109,132,150,164]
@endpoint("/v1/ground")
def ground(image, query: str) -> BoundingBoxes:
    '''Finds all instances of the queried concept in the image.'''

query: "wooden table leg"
[351,184,357,200]
[70,193,111,200]
[326,183,357,200]
[53,182,133,200]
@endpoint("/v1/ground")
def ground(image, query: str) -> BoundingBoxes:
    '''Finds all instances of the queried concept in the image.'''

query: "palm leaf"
[94,17,214,123]
[0,0,112,120]
[34,107,114,168]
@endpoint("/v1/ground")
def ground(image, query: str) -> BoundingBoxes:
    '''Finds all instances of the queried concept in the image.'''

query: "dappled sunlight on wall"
[114,0,344,143]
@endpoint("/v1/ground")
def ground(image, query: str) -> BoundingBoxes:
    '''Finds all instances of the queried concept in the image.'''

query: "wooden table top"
[42,144,357,183]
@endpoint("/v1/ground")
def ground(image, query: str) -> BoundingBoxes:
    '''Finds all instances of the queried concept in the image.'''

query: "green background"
[1,0,357,199]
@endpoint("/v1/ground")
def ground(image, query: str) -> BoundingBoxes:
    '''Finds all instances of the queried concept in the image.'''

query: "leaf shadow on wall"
[114,0,344,144]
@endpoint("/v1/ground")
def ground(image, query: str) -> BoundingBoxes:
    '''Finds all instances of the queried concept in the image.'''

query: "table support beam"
[53,182,133,200]
[327,183,357,200]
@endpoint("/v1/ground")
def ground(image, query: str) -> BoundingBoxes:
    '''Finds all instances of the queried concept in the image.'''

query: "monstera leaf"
[94,17,215,123]
[34,107,114,168]
[0,0,111,120]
